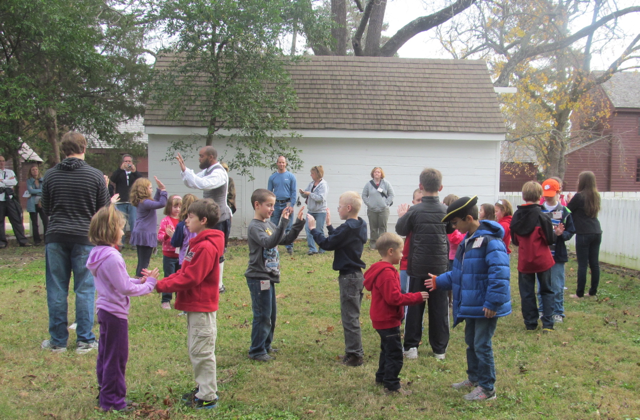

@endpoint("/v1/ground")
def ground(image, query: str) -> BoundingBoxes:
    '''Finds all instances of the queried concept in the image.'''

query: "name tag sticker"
[552,211,562,219]
[377,187,384,193]
[473,237,484,248]
[260,280,271,291]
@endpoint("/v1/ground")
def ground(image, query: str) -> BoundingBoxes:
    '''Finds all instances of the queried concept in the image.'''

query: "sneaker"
[342,354,364,367]
[267,347,279,354]
[553,315,563,323]
[403,347,418,359]
[41,340,67,353]
[384,387,412,396]
[161,302,171,310]
[186,397,218,410]
[538,311,543,319]
[287,248,293,255]
[249,353,274,362]
[452,379,478,390]
[525,325,539,331]
[219,285,226,294]
[463,386,496,401]
[542,328,554,334]
[182,387,199,402]
[76,341,99,354]
[434,353,446,360]
[307,250,318,255]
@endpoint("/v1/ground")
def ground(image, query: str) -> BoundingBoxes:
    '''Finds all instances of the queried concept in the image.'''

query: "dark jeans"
[375,326,403,391]
[0,198,28,246]
[465,317,498,391]
[404,277,450,354]
[270,201,294,251]
[135,245,154,278]
[339,272,364,357]
[213,219,230,262]
[96,309,128,411]
[161,256,180,303]
[518,270,553,329]
[29,207,49,244]
[247,278,277,357]
[575,233,601,297]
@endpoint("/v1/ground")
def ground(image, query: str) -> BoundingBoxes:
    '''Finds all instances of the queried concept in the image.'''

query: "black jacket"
[311,217,368,275]
[395,196,450,278]
[110,168,142,202]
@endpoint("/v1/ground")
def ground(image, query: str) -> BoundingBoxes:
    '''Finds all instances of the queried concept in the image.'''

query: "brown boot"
[384,387,412,396]
[342,354,364,367]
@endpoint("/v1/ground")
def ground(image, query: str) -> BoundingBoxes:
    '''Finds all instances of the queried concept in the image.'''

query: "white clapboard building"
[144,56,506,239]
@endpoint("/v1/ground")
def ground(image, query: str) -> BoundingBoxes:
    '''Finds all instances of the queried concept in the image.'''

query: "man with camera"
[0,155,30,248]
[110,154,142,245]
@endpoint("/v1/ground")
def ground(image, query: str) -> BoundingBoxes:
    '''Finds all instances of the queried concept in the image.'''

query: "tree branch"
[353,0,364,13]
[352,0,375,56]
[379,0,477,57]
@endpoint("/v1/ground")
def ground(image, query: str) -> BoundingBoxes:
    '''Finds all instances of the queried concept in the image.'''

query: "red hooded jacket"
[156,229,224,312]
[498,215,512,254]
[363,261,425,330]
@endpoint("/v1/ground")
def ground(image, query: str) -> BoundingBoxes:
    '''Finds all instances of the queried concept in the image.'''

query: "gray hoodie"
[362,179,394,212]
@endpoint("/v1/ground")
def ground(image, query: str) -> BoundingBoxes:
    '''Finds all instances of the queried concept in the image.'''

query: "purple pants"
[96,309,128,411]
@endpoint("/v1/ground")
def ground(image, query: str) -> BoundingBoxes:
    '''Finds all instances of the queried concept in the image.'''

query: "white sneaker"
[403,347,418,359]
[76,341,99,354]
[434,353,446,360]
[553,315,563,323]
[41,339,67,353]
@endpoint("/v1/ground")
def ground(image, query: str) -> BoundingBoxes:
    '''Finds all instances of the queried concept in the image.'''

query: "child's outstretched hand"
[554,222,565,236]
[154,176,166,191]
[282,206,293,220]
[420,291,429,301]
[424,273,436,291]
[397,203,410,217]
[110,193,120,204]
[166,225,175,238]
[325,208,331,226]
[141,267,160,281]
[483,308,496,318]
[306,214,316,230]
[296,206,306,221]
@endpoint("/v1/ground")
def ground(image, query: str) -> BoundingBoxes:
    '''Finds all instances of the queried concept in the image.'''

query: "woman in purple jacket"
[129,176,167,277]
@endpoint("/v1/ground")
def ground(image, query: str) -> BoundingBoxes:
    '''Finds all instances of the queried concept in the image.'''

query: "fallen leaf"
[162,396,173,406]
[305,410,316,414]
[156,369,168,376]
[242,303,248,307]
[562,342,569,346]
[365,294,372,300]
[307,270,315,274]
[602,297,610,302]
[606,281,612,284]
[623,310,630,315]
[326,326,334,332]
[276,294,287,299]
[285,321,290,324]
[19,391,29,397]
[17,289,24,294]
[23,374,37,379]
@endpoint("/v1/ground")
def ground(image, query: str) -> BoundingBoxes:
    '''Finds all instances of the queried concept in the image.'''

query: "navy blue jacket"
[435,220,511,327]
[311,217,368,275]
[541,203,575,263]
[170,220,186,248]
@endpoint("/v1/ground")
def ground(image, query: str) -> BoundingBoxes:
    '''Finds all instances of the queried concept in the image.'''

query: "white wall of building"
[147,129,502,240]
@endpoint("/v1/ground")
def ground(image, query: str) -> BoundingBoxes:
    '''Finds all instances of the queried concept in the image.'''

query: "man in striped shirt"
[40,132,110,354]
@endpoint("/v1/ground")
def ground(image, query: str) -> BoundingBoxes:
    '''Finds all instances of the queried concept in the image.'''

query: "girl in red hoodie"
[495,199,513,255]
[364,232,428,395]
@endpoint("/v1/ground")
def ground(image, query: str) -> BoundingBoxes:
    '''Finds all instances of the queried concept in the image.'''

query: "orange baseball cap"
[542,179,560,197]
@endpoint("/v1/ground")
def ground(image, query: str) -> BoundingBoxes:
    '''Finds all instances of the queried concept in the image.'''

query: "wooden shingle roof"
[601,72,640,109]
[145,55,506,135]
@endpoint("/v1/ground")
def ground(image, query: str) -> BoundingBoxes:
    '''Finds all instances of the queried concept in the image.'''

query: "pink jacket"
[157,216,180,258]
[447,229,465,260]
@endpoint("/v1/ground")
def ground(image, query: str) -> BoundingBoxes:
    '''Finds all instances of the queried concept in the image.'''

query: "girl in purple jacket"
[87,205,158,412]
[129,176,168,277]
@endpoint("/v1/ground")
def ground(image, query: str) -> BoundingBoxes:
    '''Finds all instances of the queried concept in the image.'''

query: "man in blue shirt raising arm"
[268,156,297,255]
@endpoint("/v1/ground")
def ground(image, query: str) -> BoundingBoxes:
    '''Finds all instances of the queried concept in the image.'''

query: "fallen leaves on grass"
[276,294,288,299]
[16,289,24,293]
[155,369,168,377]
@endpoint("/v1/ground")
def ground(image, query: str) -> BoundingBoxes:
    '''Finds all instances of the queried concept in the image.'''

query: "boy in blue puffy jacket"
[425,196,511,401]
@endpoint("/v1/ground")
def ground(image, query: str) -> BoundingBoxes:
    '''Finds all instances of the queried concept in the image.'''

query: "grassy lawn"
[0,242,639,419]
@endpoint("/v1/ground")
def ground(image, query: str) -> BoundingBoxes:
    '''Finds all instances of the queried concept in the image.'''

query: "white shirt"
[181,163,228,191]
[0,169,17,202]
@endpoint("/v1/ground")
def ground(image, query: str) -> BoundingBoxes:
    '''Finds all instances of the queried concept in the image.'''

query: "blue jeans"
[464,317,498,391]
[537,262,566,317]
[305,212,326,253]
[115,202,137,231]
[247,279,277,357]
[45,242,96,347]
[161,256,180,303]
[270,201,294,251]
[575,233,601,297]
[399,270,408,320]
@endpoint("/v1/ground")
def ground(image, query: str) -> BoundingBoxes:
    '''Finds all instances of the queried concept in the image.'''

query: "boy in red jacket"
[147,199,224,410]
[363,232,428,395]
[510,181,556,332]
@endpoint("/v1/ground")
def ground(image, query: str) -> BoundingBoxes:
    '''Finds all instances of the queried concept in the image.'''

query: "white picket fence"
[499,192,640,270]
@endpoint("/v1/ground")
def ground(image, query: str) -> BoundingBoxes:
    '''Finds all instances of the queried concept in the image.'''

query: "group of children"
[87,166,579,412]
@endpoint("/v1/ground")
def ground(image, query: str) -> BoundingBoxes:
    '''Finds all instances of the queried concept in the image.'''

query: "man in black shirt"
[110,154,142,244]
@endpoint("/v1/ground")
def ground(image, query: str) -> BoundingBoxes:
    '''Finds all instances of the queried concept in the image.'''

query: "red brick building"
[564,72,640,191]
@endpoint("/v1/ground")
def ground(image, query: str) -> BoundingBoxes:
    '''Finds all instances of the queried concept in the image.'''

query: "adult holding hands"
[268,156,297,255]
[299,165,328,255]
[362,167,394,250]
[129,176,167,277]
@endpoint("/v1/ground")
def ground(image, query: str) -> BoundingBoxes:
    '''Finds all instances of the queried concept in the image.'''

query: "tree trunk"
[44,107,60,165]
[364,0,387,56]
[331,0,347,55]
